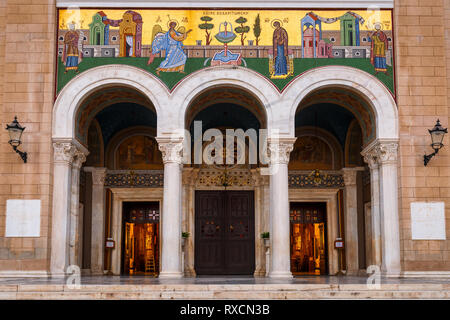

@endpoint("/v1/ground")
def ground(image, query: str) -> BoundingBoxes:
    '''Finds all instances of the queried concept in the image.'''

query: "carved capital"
[362,148,379,170]
[375,142,398,165]
[53,142,77,165]
[158,141,184,164]
[72,151,88,170]
[268,140,295,165]
[341,168,358,186]
[90,168,107,186]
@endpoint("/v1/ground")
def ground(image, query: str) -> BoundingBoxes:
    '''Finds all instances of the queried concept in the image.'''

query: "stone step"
[0,283,448,299]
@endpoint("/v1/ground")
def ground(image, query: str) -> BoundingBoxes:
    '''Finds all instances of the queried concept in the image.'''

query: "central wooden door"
[195,191,255,275]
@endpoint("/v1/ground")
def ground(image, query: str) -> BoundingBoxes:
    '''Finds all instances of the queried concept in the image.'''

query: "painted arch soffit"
[297,88,376,144]
[75,86,155,144]
[56,7,395,96]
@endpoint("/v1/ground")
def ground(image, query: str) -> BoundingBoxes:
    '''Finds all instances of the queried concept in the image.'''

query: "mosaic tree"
[253,14,261,46]
[199,16,214,45]
[235,16,250,46]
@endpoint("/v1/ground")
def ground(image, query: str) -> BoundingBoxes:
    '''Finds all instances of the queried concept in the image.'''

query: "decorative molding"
[104,170,164,188]
[288,171,344,188]
[56,1,394,9]
[196,167,253,188]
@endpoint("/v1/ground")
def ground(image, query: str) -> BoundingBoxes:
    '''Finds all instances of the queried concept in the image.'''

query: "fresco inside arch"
[57,8,394,95]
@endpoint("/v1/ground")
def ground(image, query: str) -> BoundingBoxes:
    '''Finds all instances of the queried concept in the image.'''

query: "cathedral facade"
[0,0,449,280]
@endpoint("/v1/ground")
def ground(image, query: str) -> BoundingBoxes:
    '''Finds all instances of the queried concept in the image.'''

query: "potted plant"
[261,232,270,247]
[181,232,190,248]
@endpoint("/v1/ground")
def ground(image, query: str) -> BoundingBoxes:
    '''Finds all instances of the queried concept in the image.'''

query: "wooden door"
[195,191,255,275]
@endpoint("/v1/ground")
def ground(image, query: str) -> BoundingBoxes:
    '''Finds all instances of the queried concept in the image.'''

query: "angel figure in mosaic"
[61,22,83,73]
[147,21,192,76]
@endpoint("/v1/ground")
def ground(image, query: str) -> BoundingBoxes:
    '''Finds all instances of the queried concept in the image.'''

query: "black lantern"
[424,119,447,166]
[5,116,27,163]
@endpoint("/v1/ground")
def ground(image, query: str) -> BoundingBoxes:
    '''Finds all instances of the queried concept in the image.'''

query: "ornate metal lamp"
[424,119,447,166]
[5,116,27,163]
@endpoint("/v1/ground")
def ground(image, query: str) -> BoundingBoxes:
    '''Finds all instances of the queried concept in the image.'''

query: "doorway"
[121,201,160,276]
[290,202,327,275]
[195,191,255,275]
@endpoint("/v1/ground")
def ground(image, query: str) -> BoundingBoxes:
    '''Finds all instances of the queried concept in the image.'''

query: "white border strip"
[401,271,450,278]
[0,271,50,278]
[56,0,394,9]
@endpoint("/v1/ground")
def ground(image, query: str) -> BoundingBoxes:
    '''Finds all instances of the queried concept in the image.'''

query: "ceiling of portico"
[75,86,156,144]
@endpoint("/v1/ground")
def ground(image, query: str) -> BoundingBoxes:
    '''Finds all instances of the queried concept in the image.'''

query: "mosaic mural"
[57,9,394,94]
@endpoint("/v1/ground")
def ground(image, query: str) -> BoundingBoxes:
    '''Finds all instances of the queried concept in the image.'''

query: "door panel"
[195,191,255,275]
[226,191,254,274]
[195,191,225,274]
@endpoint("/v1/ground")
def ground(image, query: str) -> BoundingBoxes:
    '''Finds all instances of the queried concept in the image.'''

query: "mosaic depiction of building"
[57,9,394,94]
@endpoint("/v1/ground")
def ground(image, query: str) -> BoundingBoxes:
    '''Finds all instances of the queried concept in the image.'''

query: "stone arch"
[171,67,278,133]
[283,66,398,142]
[52,65,168,141]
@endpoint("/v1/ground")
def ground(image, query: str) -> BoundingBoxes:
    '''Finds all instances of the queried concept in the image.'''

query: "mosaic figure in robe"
[369,23,389,75]
[147,22,192,76]
[61,22,83,73]
[272,21,289,76]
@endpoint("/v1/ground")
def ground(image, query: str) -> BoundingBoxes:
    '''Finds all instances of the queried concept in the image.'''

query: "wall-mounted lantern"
[424,119,447,166]
[5,116,27,163]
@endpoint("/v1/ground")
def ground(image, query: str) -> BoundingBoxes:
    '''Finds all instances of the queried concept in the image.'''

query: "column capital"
[267,138,296,165]
[375,142,399,165]
[159,142,183,164]
[53,141,77,165]
[84,167,107,185]
[341,167,364,186]
[341,168,357,186]
[361,139,399,166]
[361,148,379,170]
[72,150,88,170]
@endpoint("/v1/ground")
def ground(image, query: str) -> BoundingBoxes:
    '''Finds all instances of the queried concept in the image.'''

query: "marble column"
[376,141,401,277]
[251,169,264,277]
[362,150,382,267]
[157,138,184,279]
[84,167,107,275]
[182,167,198,277]
[268,138,295,279]
[50,141,77,277]
[341,168,361,275]
[69,151,87,267]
